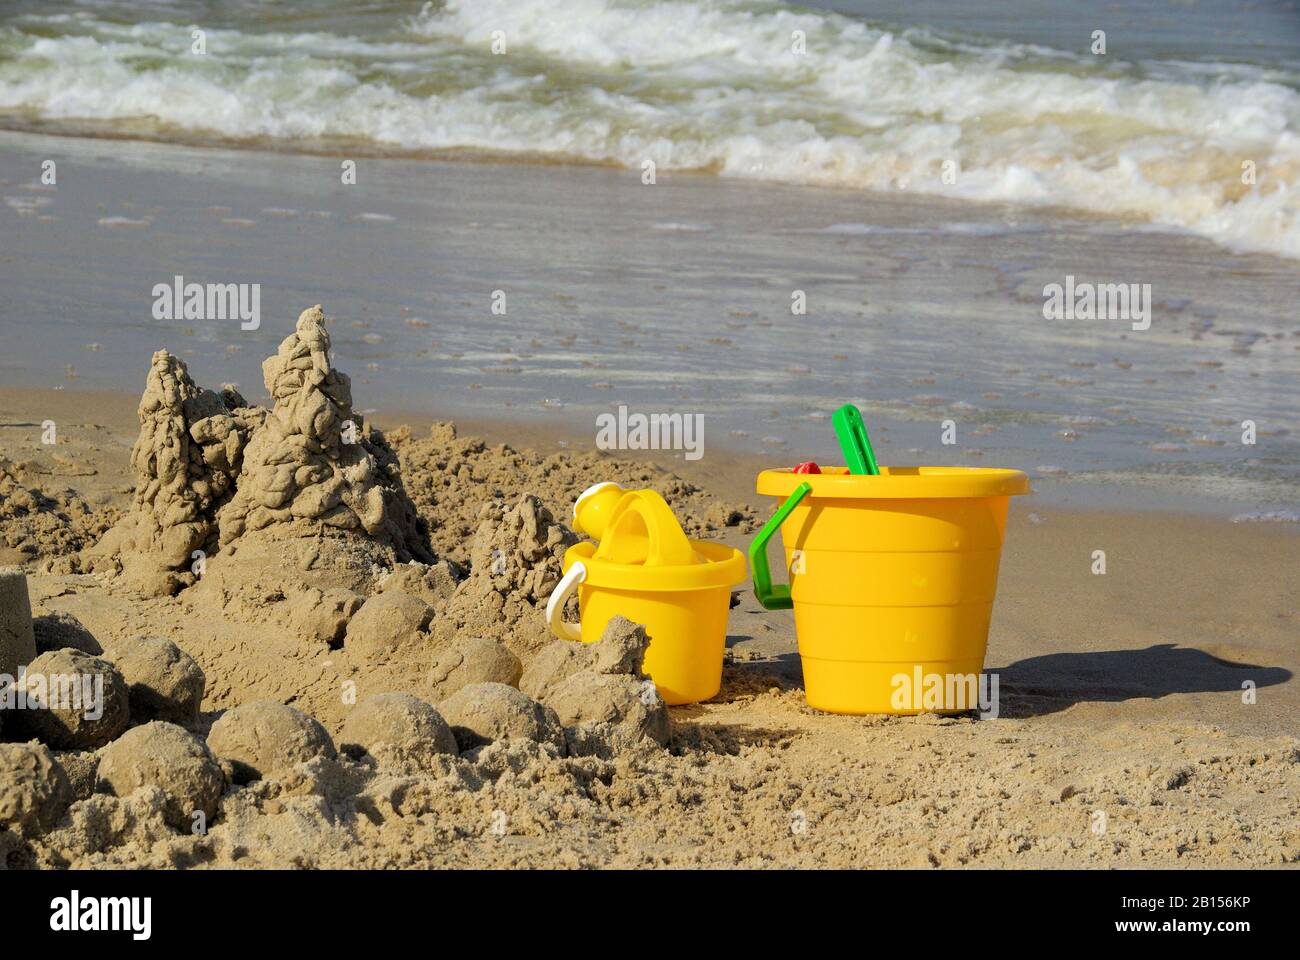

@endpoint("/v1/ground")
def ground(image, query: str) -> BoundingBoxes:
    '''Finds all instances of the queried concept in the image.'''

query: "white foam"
[0,0,1297,258]
[1231,510,1300,523]
[649,222,712,232]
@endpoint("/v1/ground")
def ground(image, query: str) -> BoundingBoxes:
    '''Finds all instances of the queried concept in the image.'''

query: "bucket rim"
[757,465,1030,499]
[563,540,746,591]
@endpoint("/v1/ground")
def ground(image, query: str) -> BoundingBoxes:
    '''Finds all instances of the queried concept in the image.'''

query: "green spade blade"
[832,403,880,476]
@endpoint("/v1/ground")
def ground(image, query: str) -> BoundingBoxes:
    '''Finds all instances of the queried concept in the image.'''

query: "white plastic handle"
[545,561,587,642]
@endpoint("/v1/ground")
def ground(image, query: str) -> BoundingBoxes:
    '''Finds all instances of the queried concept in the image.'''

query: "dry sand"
[0,324,1297,869]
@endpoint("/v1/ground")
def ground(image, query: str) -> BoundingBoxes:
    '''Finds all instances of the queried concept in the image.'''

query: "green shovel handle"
[832,403,880,476]
[748,481,812,610]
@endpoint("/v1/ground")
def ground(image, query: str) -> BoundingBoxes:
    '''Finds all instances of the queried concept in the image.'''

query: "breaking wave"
[1,0,1297,257]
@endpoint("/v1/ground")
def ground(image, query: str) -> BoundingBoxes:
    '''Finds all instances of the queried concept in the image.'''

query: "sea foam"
[0,0,1297,259]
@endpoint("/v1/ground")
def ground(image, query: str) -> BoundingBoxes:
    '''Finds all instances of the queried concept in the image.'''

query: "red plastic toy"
[792,461,821,474]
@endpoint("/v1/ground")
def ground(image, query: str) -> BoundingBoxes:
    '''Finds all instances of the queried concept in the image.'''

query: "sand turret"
[130,349,259,559]
[79,350,260,594]
[216,305,426,556]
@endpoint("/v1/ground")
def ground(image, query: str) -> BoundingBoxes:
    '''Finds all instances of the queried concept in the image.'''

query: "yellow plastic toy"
[752,465,1029,715]
[546,483,746,705]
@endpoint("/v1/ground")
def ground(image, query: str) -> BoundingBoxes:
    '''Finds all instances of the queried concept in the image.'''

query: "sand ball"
[206,700,336,783]
[97,722,225,830]
[110,636,205,724]
[12,649,130,750]
[338,693,458,775]
[31,611,103,656]
[438,682,563,753]
[343,591,433,661]
[0,740,72,837]
[284,586,363,646]
[428,636,522,701]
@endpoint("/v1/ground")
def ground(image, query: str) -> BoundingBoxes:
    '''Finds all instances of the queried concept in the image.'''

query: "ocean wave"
[1,0,1298,258]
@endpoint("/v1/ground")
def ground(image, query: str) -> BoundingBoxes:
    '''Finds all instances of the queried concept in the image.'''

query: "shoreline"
[4,128,1295,515]
[4,121,1299,268]
[0,120,1228,253]
[5,383,1297,521]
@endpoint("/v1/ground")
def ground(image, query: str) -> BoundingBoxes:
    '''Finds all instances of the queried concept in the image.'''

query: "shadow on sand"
[990,643,1292,718]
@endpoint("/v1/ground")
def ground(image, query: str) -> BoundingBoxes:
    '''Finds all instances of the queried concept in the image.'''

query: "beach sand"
[2,381,1296,869]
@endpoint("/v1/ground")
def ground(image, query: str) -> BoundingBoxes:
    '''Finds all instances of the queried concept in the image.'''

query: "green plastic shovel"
[831,403,880,475]
[748,480,811,610]
[749,403,881,609]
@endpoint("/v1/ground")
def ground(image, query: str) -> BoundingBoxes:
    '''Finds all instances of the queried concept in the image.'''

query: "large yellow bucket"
[753,466,1029,715]
[546,485,746,705]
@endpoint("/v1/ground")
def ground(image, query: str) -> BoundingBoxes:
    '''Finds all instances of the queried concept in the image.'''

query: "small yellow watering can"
[546,483,745,705]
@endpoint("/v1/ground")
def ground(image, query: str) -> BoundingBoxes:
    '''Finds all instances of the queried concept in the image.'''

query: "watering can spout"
[573,481,625,539]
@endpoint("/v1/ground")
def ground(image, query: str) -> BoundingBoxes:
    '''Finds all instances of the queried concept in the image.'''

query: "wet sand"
[3,129,1297,515]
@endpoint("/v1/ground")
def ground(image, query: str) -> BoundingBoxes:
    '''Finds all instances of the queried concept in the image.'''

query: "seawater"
[0,0,1298,258]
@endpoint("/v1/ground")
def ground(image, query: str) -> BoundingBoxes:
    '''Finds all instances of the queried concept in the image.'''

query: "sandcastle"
[217,305,428,554]
[81,306,431,596]
[1,305,684,865]
[76,348,260,594]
